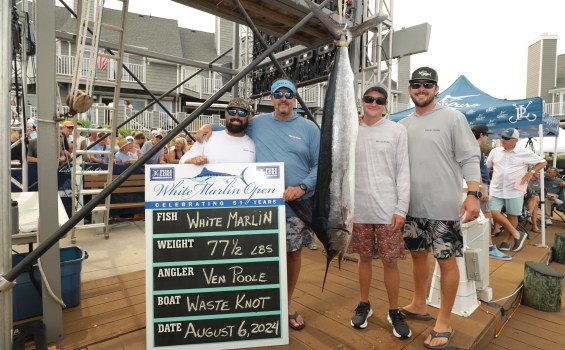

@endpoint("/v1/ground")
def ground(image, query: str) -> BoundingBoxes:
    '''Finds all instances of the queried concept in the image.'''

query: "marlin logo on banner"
[184,167,249,185]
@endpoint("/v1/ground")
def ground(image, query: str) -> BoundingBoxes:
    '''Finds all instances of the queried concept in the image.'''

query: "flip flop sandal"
[289,311,306,331]
[424,329,455,350]
[399,307,433,320]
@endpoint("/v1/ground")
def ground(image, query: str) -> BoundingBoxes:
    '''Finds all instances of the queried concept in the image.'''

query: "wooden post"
[552,233,565,264]
[522,261,564,312]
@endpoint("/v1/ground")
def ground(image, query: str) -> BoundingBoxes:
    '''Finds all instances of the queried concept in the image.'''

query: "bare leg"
[424,255,459,348]
[382,260,400,310]
[491,210,519,243]
[403,250,430,314]
[287,249,304,327]
[358,255,372,302]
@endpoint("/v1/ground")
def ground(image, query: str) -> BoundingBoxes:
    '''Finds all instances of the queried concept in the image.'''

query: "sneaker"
[308,241,318,250]
[499,242,511,251]
[387,309,412,338]
[489,245,512,260]
[546,218,553,226]
[512,230,527,252]
[351,302,373,329]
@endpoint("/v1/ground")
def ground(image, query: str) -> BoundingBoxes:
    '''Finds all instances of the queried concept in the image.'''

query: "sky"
[99,0,565,100]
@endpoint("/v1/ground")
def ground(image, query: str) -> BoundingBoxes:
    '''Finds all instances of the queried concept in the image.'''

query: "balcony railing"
[28,104,223,134]
[544,102,565,117]
[55,55,145,83]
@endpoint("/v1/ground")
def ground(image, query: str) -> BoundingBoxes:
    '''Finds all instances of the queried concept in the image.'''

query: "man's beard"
[226,119,248,133]
[410,93,435,108]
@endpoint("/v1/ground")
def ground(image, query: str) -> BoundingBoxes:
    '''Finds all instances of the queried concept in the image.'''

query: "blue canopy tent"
[390,75,560,138]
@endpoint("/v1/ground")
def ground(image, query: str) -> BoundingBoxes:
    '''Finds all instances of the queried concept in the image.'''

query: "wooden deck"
[20,221,565,349]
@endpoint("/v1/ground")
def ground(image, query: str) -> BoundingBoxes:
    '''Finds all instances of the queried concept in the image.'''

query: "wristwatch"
[467,191,482,200]
[530,170,536,174]
[299,184,307,192]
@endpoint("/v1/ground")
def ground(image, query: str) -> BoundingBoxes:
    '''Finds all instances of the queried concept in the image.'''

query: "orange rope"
[478,287,524,338]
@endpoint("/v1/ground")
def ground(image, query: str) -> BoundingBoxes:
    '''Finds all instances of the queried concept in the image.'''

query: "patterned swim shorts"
[286,217,308,253]
[403,216,463,259]
[348,223,405,263]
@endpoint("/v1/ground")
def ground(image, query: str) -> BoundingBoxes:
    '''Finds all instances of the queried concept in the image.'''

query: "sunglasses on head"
[410,81,436,89]
[363,96,387,105]
[227,108,249,117]
[272,91,295,99]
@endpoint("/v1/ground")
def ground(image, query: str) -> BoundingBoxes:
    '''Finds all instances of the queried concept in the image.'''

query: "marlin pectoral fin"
[306,0,342,40]
[349,15,388,38]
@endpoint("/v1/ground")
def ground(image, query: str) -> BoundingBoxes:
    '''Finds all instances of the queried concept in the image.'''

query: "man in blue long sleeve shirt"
[200,80,319,331]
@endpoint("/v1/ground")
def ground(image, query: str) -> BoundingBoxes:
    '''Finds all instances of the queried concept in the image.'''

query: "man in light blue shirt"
[200,80,319,331]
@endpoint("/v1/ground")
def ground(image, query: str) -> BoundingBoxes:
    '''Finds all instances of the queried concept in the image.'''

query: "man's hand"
[195,124,212,143]
[481,192,489,202]
[390,214,405,231]
[459,195,481,223]
[283,185,306,202]
[185,155,209,166]
[521,172,533,185]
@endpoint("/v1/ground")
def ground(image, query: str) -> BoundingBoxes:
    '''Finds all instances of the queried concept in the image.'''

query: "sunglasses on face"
[363,96,387,105]
[501,136,512,140]
[226,108,249,117]
[272,91,295,99]
[410,81,436,89]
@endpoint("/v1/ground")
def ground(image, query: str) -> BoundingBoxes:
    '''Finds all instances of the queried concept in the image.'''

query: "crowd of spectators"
[12,118,193,166]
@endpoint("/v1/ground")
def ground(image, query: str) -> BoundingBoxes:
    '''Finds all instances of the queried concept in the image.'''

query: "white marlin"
[307,1,388,288]
[183,167,248,185]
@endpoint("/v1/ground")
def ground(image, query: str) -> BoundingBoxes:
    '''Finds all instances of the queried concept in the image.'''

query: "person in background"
[60,120,74,161]
[348,84,411,339]
[487,128,546,252]
[471,124,512,261]
[168,137,190,164]
[399,67,480,350]
[132,132,146,158]
[115,138,136,164]
[544,167,565,225]
[526,171,542,233]
[140,130,166,164]
[88,132,111,164]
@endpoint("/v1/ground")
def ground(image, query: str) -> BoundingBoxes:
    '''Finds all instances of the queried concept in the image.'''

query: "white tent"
[516,128,565,154]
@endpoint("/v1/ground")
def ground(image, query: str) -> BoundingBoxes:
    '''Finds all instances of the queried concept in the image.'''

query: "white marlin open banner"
[145,163,288,349]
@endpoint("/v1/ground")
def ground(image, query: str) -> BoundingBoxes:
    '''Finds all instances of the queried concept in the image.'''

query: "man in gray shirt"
[348,85,411,338]
[399,67,481,350]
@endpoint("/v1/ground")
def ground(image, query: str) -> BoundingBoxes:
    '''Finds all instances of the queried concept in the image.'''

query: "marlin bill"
[307,1,388,288]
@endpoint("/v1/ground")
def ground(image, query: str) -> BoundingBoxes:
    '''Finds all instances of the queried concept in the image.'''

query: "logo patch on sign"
[151,167,175,181]
[257,165,280,179]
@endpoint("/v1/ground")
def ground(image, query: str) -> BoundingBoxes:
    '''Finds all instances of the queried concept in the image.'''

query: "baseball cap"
[471,124,491,135]
[62,120,74,127]
[227,97,252,111]
[125,135,134,142]
[150,128,163,138]
[363,84,388,100]
[409,67,438,83]
[501,128,519,139]
[271,79,297,94]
